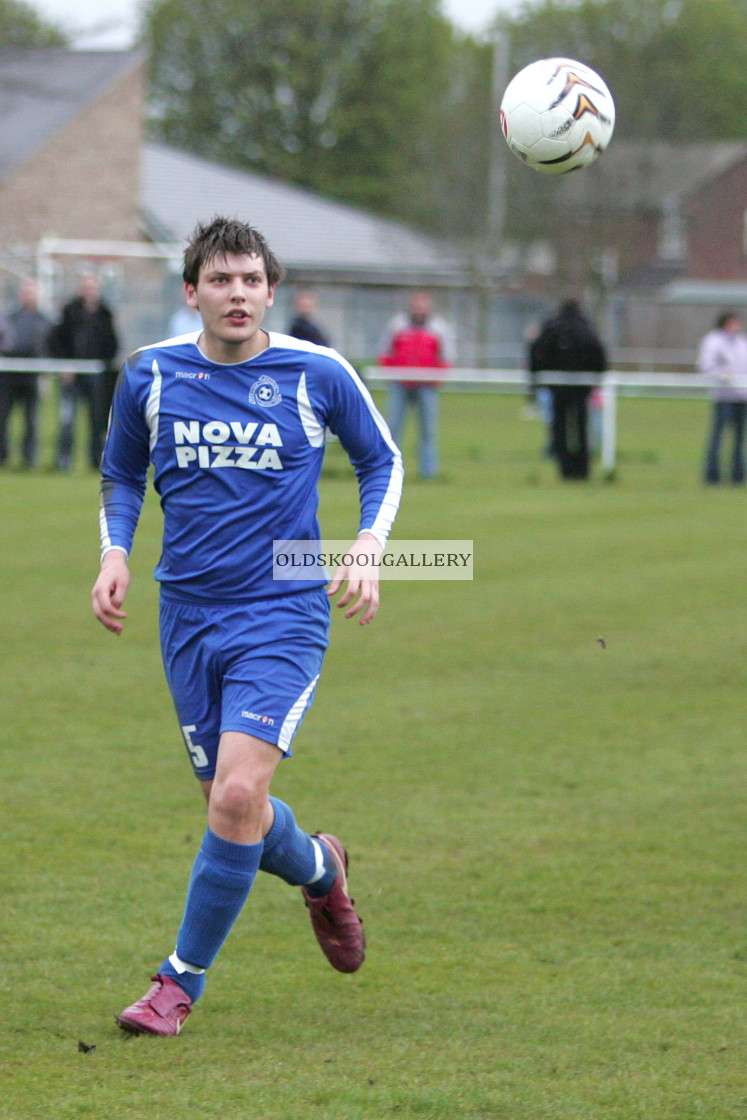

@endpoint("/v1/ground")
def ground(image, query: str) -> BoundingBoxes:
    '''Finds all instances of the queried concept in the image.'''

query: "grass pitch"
[0,391,744,1119]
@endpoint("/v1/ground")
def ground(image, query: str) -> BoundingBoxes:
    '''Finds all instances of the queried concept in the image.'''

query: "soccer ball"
[500,57,615,175]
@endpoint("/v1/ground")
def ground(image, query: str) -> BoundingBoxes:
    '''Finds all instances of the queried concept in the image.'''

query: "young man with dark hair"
[92,216,403,1035]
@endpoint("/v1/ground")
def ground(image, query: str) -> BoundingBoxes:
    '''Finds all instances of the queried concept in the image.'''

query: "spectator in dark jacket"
[0,278,51,469]
[529,299,606,479]
[50,273,119,470]
[287,289,331,348]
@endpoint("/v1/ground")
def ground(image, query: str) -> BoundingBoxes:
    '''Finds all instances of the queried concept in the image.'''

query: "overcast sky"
[30,0,508,50]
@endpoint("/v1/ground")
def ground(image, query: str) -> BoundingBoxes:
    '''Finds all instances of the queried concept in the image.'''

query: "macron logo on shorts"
[242,710,276,727]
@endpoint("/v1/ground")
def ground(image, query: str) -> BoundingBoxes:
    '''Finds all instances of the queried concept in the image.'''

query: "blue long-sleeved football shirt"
[99,331,403,602]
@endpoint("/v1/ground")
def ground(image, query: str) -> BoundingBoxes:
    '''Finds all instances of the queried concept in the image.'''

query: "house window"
[659,197,686,261]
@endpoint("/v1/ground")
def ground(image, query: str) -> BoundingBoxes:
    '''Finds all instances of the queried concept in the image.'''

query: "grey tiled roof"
[141,142,463,277]
[0,46,463,278]
[0,48,144,181]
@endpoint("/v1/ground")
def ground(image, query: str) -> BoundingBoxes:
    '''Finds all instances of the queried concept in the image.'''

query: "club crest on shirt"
[248,375,282,407]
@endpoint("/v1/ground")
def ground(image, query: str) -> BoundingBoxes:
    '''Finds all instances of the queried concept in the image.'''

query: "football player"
[92,217,403,1035]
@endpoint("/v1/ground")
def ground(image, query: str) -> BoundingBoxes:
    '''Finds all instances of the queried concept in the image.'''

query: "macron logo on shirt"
[173,419,284,471]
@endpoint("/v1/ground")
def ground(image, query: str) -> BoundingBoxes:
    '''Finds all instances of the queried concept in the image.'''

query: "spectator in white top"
[699,311,747,485]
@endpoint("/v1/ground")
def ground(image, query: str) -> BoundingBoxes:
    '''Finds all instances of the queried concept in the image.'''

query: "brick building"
[552,140,747,289]
[0,49,144,251]
[685,153,747,283]
[515,140,747,352]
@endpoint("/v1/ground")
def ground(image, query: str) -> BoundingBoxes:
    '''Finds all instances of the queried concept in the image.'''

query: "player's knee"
[210,773,267,824]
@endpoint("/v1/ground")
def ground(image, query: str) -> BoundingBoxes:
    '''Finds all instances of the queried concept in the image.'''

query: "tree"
[0,0,68,45]
[142,0,747,245]
[144,0,491,235]
[500,0,747,140]
[492,0,747,259]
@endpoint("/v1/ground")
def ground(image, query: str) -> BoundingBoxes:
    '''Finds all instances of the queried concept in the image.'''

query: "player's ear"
[185,282,198,309]
[266,284,276,309]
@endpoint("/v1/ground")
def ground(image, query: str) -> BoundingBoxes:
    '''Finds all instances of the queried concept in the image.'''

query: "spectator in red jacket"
[380,290,454,479]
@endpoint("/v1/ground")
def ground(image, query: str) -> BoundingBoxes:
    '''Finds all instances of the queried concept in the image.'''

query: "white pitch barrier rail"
[0,358,104,376]
[363,366,714,474]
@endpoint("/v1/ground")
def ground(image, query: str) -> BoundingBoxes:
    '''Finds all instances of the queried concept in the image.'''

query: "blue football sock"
[158,827,263,1002]
[259,797,337,897]
[159,957,206,1004]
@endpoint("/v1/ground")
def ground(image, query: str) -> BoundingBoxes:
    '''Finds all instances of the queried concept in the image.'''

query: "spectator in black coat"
[529,299,607,479]
[287,289,330,348]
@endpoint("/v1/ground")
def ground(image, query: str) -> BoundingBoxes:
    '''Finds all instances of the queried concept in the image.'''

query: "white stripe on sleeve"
[146,359,162,453]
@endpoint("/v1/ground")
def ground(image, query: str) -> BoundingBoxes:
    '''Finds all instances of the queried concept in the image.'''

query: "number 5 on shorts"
[181,724,209,769]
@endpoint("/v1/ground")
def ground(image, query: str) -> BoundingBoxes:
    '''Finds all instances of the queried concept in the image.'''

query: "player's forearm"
[356,452,404,547]
[98,477,146,560]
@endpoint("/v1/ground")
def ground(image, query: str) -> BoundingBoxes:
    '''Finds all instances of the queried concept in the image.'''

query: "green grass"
[0,392,744,1119]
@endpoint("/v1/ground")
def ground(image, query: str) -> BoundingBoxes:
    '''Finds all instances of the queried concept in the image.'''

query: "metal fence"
[363,365,714,473]
[3,357,713,476]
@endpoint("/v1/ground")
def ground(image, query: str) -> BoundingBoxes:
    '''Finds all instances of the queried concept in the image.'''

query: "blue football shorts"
[159,587,330,780]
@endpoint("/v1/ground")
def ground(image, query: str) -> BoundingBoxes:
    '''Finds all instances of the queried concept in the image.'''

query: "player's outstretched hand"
[91,550,131,635]
[327,533,382,625]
